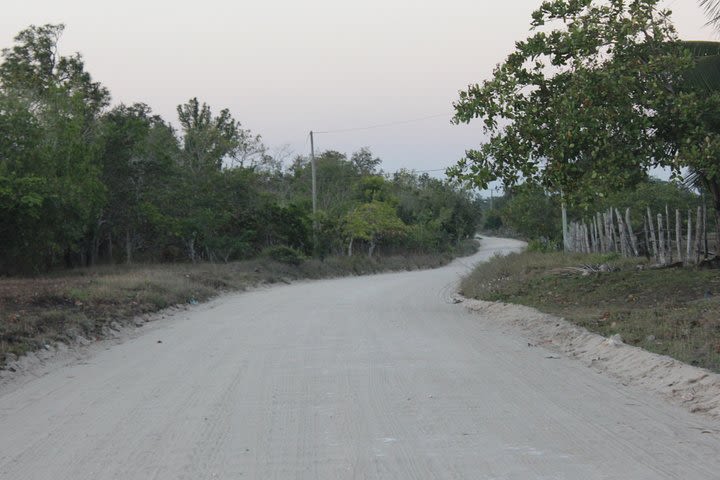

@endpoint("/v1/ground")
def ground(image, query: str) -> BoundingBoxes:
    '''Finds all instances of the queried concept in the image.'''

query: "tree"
[98,103,180,263]
[654,40,720,247]
[351,147,382,175]
[0,24,109,271]
[176,98,263,172]
[449,0,688,205]
[345,201,406,257]
[0,24,109,114]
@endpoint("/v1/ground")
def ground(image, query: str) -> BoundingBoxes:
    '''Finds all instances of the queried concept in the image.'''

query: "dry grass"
[0,242,477,366]
[461,251,720,372]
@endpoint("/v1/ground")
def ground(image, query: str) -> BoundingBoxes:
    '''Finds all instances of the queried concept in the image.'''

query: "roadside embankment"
[461,299,720,419]
[459,249,720,418]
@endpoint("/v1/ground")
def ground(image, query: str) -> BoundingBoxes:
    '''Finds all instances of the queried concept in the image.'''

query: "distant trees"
[177,98,264,172]
[0,24,482,273]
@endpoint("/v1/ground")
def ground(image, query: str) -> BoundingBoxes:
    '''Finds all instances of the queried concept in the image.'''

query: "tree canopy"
[449,0,690,205]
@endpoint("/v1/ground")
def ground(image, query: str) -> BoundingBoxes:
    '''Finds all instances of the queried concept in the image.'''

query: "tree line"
[0,24,482,273]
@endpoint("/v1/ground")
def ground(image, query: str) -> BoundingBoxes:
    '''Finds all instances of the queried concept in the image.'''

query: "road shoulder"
[460,296,720,421]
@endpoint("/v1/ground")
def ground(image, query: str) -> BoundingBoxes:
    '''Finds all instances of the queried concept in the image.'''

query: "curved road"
[1,237,719,479]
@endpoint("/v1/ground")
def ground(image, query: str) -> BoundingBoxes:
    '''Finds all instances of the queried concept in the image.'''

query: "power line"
[314,113,449,135]
[291,166,450,182]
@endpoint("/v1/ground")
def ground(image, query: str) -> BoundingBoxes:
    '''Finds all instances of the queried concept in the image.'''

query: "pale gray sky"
[0,0,715,175]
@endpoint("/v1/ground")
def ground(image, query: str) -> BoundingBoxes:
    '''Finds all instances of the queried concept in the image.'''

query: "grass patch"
[0,243,478,367]
[461,251,720,372]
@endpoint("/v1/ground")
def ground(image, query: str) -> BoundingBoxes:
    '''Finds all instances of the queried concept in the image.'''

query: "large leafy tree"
[345,201,407,257]
[449,0,689,205]
[98,103,180,263]
[0,24,108,271]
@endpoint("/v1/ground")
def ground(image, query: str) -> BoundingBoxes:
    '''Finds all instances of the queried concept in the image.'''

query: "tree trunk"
[125,228,132,265]
[368,239,376,258]
[705,178,720,257]
[108,232,113,264]
[562,203,569,252]
[187,236,196,263]
[348,237,354,257]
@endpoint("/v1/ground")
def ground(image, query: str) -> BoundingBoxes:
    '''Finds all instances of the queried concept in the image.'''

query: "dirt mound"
[461,297,720,419]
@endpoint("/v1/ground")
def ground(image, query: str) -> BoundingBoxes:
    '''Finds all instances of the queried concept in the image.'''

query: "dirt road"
[1,237,719,479]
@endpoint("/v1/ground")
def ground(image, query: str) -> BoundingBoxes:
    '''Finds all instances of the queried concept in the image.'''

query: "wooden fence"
[563,205,713,265]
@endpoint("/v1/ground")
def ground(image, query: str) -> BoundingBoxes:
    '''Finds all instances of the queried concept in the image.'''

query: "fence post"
[583,223,591,253]
[703,203,708,260]
[647,207,658,261]
[696,206,703,264]
[676,209,682,264]
[625,208,639,257]
[665,205,672,263]
[596,213,606,252]
[657,214,667,265]
[616,208,629,257]
[608,209,618,252]
[687,209,693,264]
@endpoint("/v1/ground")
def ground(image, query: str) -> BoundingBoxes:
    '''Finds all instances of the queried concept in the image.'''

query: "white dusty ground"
[1,237,719,479]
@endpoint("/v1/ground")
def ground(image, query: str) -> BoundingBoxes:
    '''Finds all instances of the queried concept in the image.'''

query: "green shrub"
[527,238,559,253]
[261,245,306,266]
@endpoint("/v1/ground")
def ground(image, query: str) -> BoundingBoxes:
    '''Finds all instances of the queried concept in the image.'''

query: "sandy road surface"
[1,237,719,479]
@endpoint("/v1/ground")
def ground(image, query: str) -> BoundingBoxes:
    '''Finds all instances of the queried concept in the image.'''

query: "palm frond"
[680,40,720,58]
[700,0,720,29]
[682,169,705,191]
[680,41,720,93]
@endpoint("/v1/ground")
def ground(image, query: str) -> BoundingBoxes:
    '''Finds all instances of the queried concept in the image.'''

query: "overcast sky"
[0,0,715,177]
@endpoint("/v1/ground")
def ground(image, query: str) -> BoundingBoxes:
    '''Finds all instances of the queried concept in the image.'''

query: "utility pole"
[310,131,318,253]
[310,131,317,217]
